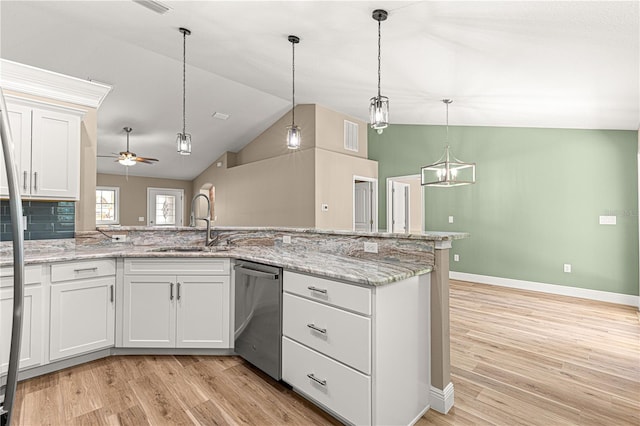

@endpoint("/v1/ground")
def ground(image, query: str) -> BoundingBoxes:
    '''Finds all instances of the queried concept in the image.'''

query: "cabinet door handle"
[307,373,327,387]
[170,283,174,300]
[74,267,98,273]
[177,282,181,301]
[110,285,114,303]
[33,171,38,191]
[23,171,28,191]
[307,323,327,334]
[307,286,327,294]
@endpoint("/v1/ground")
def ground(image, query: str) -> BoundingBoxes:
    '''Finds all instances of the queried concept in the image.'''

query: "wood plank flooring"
[11,280,640,425]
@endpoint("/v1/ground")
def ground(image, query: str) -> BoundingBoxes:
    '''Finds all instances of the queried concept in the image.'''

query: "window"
[96,186,119,225]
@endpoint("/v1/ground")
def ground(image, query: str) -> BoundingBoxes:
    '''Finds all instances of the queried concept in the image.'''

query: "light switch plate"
[448,216,454,224]
[599,215,616,225]
[453,254,459,262]
[283,235,292,244]
[138,216,145,222]
[563,263,572,273]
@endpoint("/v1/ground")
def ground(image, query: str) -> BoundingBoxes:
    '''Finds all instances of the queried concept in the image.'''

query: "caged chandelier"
[176,27,192,155]
[421,99,476,187]
[369,9,389,134]
[286,35,301,149]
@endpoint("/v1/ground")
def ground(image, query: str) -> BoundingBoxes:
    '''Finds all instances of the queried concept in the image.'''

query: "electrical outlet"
[112,234,127,242]
[283,235,292,244]
[448,216,454,224]
[138,216,145,222]
[364,242,378,253]
[599,215,616,225]
[563,263,572,273]
[453,254,460,262]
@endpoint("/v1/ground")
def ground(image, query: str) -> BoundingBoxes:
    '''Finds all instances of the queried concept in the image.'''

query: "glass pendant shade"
[176,132,191,155]
[369,95,389,130]
[286,125,301,149]
[421,146,475,187]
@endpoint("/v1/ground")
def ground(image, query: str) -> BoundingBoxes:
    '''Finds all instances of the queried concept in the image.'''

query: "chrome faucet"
[190,193,214,246]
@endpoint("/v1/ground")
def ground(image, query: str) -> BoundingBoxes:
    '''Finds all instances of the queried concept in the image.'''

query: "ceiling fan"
[99,127,159,166]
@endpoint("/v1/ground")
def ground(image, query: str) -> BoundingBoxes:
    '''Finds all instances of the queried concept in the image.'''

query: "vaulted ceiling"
[1,1,638,180]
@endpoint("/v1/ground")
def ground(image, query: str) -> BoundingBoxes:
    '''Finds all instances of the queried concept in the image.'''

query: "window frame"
[96,186,120,225]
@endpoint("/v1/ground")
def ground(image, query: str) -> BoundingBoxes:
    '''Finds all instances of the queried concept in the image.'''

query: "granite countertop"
[0,243,432,286]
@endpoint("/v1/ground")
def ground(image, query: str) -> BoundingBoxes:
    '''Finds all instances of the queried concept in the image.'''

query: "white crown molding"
[450,271,640,307]
[0,59,112,109]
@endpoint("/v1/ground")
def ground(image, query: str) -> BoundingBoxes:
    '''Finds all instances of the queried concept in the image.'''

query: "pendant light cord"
[292,38,296,126]
[182,29,187,136]
[377,17,381,98]
[446,101,449,147]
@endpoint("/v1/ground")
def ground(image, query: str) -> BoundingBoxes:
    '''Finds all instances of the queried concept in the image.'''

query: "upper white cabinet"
[121,258,231,349]
[1,96,84,200]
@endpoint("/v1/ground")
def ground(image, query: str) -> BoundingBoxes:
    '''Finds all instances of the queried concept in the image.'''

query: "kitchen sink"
[150,246,210,252]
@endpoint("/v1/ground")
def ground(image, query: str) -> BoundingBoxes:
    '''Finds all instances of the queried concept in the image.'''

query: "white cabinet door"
[0,104,32,196]
[0,286,43,373]
[122,275,176,348]
[30,108,81,199]
[176,275,230,348]
[49,277,115,361]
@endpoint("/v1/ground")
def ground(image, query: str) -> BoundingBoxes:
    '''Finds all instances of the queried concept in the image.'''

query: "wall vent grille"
[344,120,359,152]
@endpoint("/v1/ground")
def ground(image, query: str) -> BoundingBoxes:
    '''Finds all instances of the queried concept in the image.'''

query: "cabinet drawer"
[283,271,371,315]
[283,293,371,374]
[283,337,371,426]
[0,264,42,287]
[51,259,115,283]
[125,258,229,275]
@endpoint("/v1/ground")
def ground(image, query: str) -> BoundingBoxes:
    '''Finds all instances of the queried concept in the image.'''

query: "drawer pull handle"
[110,285,114,303]
[23,171,28,191]
[307,286,327,294]
[307,373,327,387]
[170,283,174,300]
[177,282,181,301]
[307,323,327,334]
[33,172,38,191]
[74,267,98,273]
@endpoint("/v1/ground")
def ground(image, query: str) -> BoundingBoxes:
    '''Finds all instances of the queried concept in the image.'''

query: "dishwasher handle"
[234,264,279,280]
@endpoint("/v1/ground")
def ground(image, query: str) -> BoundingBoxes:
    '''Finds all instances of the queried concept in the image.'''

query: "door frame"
[352,175,378,232]
[386,174,424,234]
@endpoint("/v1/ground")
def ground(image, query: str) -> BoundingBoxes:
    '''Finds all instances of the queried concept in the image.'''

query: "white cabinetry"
[121,258,230,349]
[1,96,84,199]
[49,259,116,361]
[282,271,431,426]
[0,265,43,374]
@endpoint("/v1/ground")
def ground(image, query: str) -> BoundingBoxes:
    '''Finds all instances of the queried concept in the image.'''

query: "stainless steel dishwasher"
[234,261,282,380]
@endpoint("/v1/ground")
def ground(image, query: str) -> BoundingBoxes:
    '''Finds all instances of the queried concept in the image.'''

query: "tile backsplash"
[0,200,75,241]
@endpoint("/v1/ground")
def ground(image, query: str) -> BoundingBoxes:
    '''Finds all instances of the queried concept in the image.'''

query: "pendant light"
[369,9,389,134]
[176,27,191,155]
[286,35,301,149]
[421,99,476,187]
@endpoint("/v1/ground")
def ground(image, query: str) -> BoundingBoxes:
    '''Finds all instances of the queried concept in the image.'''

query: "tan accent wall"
[315,149,378,230]
[192,150,315,227]
[5,89,97,232]
[97,174,193,226]
[315,104,368,158]
[235,104,316,166]
[192,104,377,230]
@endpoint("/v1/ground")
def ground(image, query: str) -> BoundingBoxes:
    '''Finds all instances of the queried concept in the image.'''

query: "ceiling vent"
[344,120,359,152]
[132,0,171,15]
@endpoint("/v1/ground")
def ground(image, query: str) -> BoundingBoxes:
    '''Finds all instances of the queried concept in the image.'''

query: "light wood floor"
[11,280,640,425]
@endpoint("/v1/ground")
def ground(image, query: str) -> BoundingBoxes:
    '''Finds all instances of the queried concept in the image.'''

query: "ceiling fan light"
[119,156,137,166]
[177,132,191,155]
[286,125,301,150]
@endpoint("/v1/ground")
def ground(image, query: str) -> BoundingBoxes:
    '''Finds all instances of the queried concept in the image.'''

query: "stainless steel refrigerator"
[0,87,25,426]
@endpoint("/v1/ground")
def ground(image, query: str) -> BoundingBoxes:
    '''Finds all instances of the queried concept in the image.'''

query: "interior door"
[391,182,409,233]
[147,188,183,226]
[354,181,373,232]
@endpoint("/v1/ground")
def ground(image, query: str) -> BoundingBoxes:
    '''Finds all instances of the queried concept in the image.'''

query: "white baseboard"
[430,382,454,414]
[450,271,640,307]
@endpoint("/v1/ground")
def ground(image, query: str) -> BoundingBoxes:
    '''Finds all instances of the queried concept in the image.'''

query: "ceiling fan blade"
[137,157,158,162]
[136,157,158,164]
[97,154,116,158]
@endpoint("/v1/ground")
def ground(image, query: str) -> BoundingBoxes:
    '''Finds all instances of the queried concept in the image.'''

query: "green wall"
[369,125,638,296]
